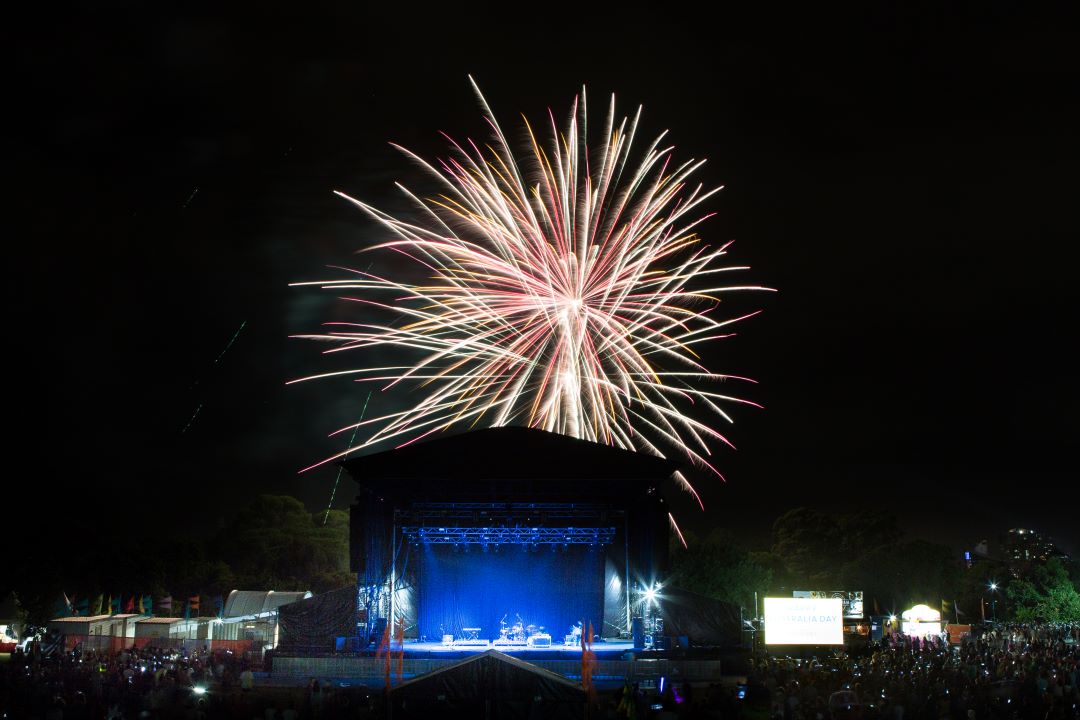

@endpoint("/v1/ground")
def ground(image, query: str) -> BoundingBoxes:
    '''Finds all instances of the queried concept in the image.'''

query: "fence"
[271,655,726,685]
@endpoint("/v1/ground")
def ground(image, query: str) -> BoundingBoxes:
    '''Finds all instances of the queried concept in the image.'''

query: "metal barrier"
[271,655,725,684]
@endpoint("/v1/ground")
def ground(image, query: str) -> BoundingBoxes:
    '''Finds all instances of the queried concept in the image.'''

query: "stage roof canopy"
[342,427,677,484]
[223,590,313,618]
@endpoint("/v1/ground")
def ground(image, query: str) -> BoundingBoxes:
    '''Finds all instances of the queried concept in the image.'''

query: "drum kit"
[494,613,549,646]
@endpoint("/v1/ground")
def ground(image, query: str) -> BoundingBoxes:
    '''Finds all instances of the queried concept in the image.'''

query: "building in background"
[214,590,312,651]
[970,527,1070,578]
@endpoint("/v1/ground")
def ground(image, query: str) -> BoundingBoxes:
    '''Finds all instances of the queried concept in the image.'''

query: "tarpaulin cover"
[277,586,356,651]
[417,544,603,643]
[389,649,584,720]
[658,586,742,647]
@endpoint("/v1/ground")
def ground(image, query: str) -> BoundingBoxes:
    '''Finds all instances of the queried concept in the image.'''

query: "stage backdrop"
[418,545,603,642]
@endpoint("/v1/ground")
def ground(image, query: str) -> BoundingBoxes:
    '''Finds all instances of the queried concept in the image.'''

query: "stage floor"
[399,638,635,659]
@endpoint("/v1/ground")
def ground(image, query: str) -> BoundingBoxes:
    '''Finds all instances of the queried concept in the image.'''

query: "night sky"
[12,5,1078,557]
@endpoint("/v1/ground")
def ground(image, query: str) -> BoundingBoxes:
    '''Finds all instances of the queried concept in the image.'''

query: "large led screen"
[764,597,843,645]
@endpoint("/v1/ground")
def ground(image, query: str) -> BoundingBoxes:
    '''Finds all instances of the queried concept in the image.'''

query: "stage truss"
[400,525,616,546]
[396,502,621,547]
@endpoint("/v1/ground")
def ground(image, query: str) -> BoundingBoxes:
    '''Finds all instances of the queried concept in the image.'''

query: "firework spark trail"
[323,390,371,525]
[182,187,199,209]
[293,79,773,501]
[214,320,247,364]
[181,320,247,433]
[180,403,203,434]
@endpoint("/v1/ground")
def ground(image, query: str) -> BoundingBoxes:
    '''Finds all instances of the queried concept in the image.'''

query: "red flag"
[581,621,597,701]
[583,621,600,699]
[395,617,405,683]
[376,620,392,688]
[124,596,135,614]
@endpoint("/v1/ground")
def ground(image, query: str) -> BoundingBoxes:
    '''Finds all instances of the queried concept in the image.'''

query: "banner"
[793,590,863,619]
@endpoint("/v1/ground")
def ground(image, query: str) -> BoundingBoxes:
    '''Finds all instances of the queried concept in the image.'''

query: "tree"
[670,529,772,612]
[1007,558,1080,622]
[841,539,960,615]
[770,508,902,591]
[771,508,842,588]
[218,495,352,593]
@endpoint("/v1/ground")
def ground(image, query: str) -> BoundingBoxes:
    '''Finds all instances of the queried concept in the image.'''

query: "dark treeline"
[671,507,1080,623]
[8,501,1079,628]
[6,495,353,625]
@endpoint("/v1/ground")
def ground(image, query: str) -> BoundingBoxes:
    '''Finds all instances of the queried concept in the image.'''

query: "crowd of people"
[2,623,1077,719]
[0,640,317,719]
[747,624,1080,720]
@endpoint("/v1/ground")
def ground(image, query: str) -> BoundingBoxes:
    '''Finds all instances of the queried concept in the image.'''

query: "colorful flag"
[213,595,224,618]
[189,596,200,616]
[160,595,173,615]
[91,594,103,616]
[110,596,121,615]
[124,596,135,614]
[75,597,89,616]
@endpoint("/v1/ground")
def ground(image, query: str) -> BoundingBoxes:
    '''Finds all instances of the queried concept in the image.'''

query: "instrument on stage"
[527,632,552,648]
[511,613,525,642]
[493,612,533,646]
[453,627,489,646]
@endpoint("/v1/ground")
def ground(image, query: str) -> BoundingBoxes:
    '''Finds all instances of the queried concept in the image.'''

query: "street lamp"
[988,582,998,622]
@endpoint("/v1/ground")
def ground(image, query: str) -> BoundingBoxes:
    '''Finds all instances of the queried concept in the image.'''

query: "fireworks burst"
[292,78,772,506]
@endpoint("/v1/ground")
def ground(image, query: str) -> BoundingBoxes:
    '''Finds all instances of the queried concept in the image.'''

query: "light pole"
[988,582,998,623]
